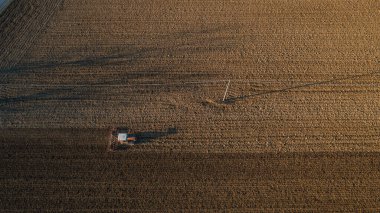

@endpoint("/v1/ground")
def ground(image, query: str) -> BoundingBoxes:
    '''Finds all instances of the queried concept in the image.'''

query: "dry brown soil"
[1,0,380,211]
[2,128,380,211]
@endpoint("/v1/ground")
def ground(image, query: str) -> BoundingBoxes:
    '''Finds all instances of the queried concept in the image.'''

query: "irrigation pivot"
[223,80,231,102]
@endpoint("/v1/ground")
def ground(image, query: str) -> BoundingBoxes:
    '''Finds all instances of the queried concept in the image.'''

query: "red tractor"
[110,127,138,150]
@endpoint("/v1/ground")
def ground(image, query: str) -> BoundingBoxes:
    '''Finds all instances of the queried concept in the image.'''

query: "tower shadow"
[224,70,380,103]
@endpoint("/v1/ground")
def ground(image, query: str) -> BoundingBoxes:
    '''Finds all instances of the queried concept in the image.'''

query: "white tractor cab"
[111,128,137,149]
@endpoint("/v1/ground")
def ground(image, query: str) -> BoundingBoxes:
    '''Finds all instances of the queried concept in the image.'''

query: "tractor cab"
[110,128,137,149]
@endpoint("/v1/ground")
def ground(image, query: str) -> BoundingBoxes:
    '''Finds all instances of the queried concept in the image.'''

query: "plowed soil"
[1,0,380,211]
[2,128,380,211]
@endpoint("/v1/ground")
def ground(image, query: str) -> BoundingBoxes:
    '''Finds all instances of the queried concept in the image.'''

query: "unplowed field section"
[1,129,380,211]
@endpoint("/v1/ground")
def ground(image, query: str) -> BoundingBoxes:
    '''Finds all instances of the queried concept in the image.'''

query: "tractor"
[110,127,137,150]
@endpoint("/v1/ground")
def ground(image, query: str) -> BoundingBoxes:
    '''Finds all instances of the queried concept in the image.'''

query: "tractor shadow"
[135,127,178,145]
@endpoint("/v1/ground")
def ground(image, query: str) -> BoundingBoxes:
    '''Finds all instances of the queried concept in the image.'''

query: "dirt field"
[0,0,13,14]
[1,0,380,211]
[2,128,380,211]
